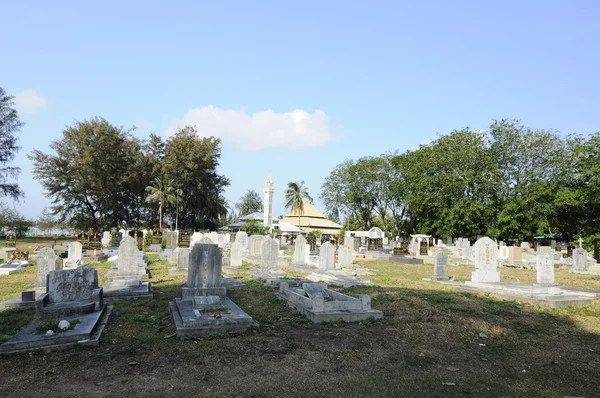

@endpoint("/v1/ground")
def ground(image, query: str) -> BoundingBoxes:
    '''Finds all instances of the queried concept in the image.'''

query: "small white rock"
[58,320,70,331]
[45,330,55,336]
[479,332,488,338]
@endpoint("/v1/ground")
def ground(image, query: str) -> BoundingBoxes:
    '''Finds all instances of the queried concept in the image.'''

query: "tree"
[29,117,152,231]
[160,126,230,230]
[241,219,269,235]
[145,175,178,229]
[0,87,23,200]
[0,201,31,237]
[37,207,57,234]
[284,181,313,228]
[235,190,262,216]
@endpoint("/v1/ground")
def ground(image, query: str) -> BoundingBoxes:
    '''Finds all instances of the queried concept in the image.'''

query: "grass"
[0,255,599,397]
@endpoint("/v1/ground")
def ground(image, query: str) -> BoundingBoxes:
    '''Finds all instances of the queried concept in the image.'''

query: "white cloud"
[13,89,47,115]
[166,105,335,151]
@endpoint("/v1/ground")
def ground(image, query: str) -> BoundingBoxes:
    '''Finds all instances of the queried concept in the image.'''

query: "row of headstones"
[35,236,146,291]
[430,236,588,285]
[97,230,234,250]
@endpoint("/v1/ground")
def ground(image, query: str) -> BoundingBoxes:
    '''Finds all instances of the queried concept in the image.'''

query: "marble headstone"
[536,253,555,286]
[260,238,279,272]
[318,242,335,272]
[235,231,249,252]
[183,243,224,298]
[117,236,139,276]
[337,245,353,268]
[471,237,500,283]
[431,251,448,281]
[293,234,309,265]
[230,241,242,267]
[68,241,83,262]
[571,248,589,272]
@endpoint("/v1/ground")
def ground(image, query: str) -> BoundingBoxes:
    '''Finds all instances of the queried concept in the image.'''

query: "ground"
[0,243,599,397]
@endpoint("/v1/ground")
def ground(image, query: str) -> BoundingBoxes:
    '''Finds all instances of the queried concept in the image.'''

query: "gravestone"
[177,248,191,272]
[337,245,353,268]
[409,241,419,257]
[318,242,335,272]
[230,242,242,267]
[217,234,226,248]
[471,237,500,283]
[116,236,140,276]
[293,234,309,265]
[5,233,16,247]
[225,233,231,243]
[260,238,279,272]
[536,253,556,286]
[183,243,225,298]
[249,235,266,256]
[36,247,63,289]
[521,242,530,249]
[571,248,589,273]
[101,231,111,248]
[235,231,249,252]
[431,252,448,281]
[165,231,178,250]
[68,242,83,262]
[508,247,523,264]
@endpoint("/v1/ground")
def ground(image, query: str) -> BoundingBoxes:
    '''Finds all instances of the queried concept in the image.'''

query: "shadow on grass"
[0,256,598,397]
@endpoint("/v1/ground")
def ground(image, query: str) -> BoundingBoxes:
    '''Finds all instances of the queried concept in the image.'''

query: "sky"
[2,0,600,221]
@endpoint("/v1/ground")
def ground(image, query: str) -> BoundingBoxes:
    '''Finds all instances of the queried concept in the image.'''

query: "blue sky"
[2,0,600,221]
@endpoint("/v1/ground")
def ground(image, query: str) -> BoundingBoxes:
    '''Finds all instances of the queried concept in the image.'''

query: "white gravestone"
[536,253,556,286]
[318,242,335,272]
[260,238,279,272]
[337,245,353,268]
[571,248,589,273]
[235,231,249,252]
[68,241,83,262]
[230,241,242,267]
[117,236,141,276]
[293,234,309,265]
[101,231,111,248]
[37,247,63,289]
[431,251,448,281]
[191,232,203,247]
[177,248,191,271]
[471,237,500,283]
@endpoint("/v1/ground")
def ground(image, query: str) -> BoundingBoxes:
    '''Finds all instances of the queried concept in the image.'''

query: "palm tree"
[145,176,178,230]
[284,181,313,231]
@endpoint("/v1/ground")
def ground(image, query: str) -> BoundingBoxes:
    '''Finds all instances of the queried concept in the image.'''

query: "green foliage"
[241,219,269,235]
[284,181,313,215]
[144,231,152,249]
[30,120,229,231]
[0,88,23,200]
[37,207,57,233]
[0,201,31,236]
[236,189,262,216]
[321,119,599,241]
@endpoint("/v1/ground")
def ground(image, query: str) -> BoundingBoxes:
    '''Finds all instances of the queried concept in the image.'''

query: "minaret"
[263,175,274,228]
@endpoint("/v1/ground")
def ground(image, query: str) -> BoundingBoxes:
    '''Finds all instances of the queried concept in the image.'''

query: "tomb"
[468,237,501,283]
[169,243,258,338]
[103,236,152,299]
[430,251,449,281]
[0,268,112,354]
[278,282,383,323]
[253,238,287,282]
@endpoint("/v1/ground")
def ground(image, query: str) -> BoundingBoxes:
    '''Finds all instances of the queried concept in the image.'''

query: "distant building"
[279,201,342,235]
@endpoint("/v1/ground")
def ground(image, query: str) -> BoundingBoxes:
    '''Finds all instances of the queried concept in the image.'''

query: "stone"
[248,235,266,256]
[235,231,249,252]
[293,234,309,265]
[318,242,335,272]
[337,245,353,268]
[36,247,63,289]
[177,248,191,271]
[257,238,285,277]
[508,247,523,264]
[536,253,556,287]
[67,241,83,262]
[103,236,151,298]
[183,243,226,298]
[230,242,242,267]
[278,282,383,323]
[571,248,589,273]
[217,234,226,248]
[0,268,112,354]
[521,242,530,249]
[499,246,509,260]
[170,247,180,264]
[470,237,501,283]
[101,231,111,248]
[165,231,178,250]
[431,251,448,281]
[58,320,70,331]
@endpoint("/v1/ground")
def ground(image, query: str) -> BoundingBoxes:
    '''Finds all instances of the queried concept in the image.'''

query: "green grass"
[0,255,599,397]
[35,319,79,335]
